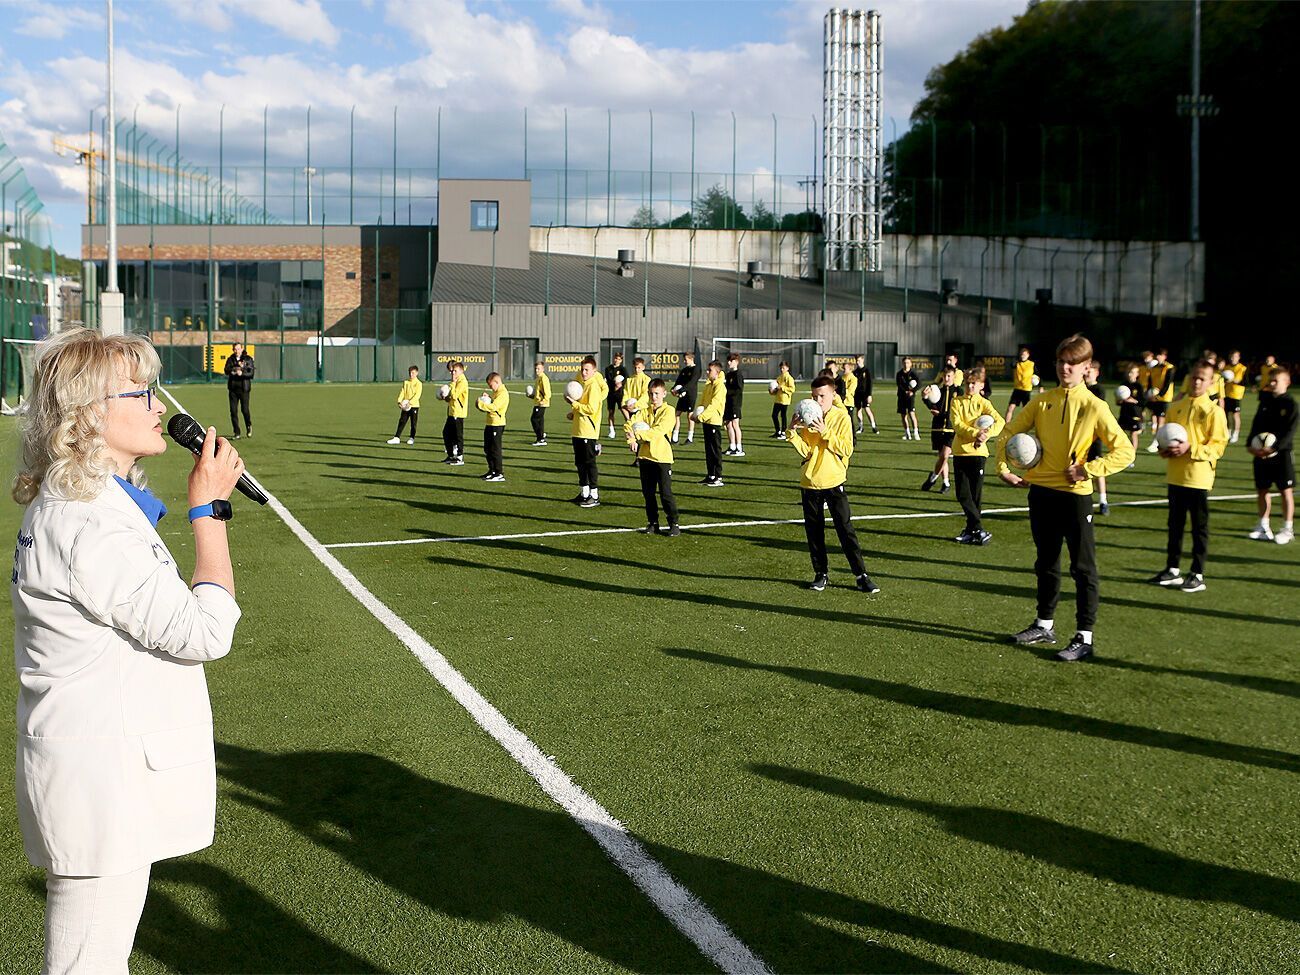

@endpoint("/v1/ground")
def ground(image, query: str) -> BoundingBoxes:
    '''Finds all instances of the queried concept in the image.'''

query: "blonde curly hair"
[12,328,161,505]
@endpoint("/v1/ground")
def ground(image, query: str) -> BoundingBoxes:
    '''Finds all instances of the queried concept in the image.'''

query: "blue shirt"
[113,475,167,527]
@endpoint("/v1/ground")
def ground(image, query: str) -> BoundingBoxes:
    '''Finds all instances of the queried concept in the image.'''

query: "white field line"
[324,493,1261,550]
[158,386,770,975]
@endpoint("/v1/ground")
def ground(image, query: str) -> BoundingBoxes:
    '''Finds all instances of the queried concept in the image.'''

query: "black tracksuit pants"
[395,408,418,439]
[801,484,867,577]
[703,423,724,478]
[228,386,251,435]
[772,403,788,434]
[1028,485,1099,630]
[572,437,599,488]
[639,460,678,526]
[1166,484,1210,575]
[484,426,504,475]
[531,406,547,442]
[953,456,986,533]
[443,416,464,458]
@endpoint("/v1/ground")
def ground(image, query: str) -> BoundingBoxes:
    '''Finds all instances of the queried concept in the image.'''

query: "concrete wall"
[438,179,531,270]
[529,227,820,279]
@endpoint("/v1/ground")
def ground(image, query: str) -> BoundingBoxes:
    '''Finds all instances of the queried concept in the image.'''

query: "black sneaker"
[976,530,992,545]
[1012,624,1057,645]
[246,429,252,438]
[855,573,880,593]
[231,433,241,440]
[579,497,601,508]
[666,524,681,536]
[939,481,951,494]
[1055,635,1094,662]
[1151,568,1183,586]
[486,473,505,482]
[704,477,725,487]
[639,523,659,535]
[480,473,493,480]
[1180,573,1206,593]
[920,474,937,491]
[569,494,587,504]
[871,426,879,434]
[809,573,828,592]
[954,530,975,544]
[1098,502,1110,516]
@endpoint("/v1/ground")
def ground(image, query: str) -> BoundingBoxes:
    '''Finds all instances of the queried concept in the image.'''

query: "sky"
[0,0,1027,256]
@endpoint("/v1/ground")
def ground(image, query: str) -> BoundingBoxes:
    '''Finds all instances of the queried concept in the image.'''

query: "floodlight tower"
[822,8,882,275]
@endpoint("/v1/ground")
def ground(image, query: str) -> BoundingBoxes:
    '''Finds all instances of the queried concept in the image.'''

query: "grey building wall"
[437,179,531,270]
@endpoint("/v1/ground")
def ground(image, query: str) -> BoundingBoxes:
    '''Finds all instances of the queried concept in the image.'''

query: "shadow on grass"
[752,764,1300,925]
[1092,657,1300,699]
[662,647,1300,775]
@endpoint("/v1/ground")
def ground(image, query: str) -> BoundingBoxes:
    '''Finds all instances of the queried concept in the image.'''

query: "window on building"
[470,200,499,232]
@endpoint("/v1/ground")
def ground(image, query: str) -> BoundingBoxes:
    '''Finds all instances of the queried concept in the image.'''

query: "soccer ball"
[1031,374,1041,387]
[793,398,823,426]
[1005,432,1042,469]
[1250,432,1277,453]
[526,384,535,398]
[565,380,584,401]
[400,399,410,411]
[909,378,918,389]
[614,374,624,387]
[1115,384,1131,403]
[624,397,638,410]
[769,379,780,393]
[1155,422,1189,449]
[976,414,995,430]
[1145,387,1160,401]
[438,383,451,400]
[478,393,491,405]
[921,384,941,404]
[1147,357,1159,368]
[631,421,650,434]
[1221,368,1235,383]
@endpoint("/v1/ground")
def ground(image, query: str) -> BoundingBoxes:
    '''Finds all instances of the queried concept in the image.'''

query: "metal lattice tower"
[822,8,882,273]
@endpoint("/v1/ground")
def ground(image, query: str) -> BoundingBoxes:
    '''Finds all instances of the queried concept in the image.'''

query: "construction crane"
[52,134,209,224]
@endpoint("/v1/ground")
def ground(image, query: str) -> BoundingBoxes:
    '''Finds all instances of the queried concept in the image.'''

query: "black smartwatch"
[188,500,234,522]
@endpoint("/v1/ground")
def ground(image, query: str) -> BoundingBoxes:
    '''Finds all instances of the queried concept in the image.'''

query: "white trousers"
[44,865,151,975]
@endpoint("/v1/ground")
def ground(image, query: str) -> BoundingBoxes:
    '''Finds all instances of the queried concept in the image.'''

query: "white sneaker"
[1277,528,1294,545]
[1229,432,1239,444]
[386,437,401,444]
[1248,524,1274,541]
[733,449,745,457]
[1147,441,1160,453]
[407,438,414,445]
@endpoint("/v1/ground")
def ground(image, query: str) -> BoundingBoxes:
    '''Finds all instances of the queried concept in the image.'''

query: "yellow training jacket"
[787,402,855,489]
[995,383,1135,493]
[1147,362,1175,403]
[1222,363,1246,400]
[532,373,551,407]
[1165,393,1228,490]
[448,374,469,418]
[633,402,676,465]
[570,374,606,439]
[1259,363,1279,392]
[773,372,795,405]
[697,375,726,425]
[1181,373,1225,401]
[476,384,509,426]
[624,372,650,410]
[843,370,858,403]
[398,378,423,409]
[950,393,1005,457]
[1013,360,1036,392]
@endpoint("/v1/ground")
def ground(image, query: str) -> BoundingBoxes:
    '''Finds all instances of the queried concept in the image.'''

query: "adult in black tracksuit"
[724,353,745,455]
[224,343,255,438]
[604,353,628,438]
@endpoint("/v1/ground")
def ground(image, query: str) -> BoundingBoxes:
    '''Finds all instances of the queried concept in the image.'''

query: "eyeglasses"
[115,386,158,409]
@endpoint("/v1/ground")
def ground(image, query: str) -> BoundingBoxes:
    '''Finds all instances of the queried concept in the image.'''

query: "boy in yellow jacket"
[695,361,727,486]
[567,356,607,507]
[787,376,879,593]
[628,379,681,535]
[996,334,1135,661]
[1150,359,1228,593]
[387,365,422,445]
[1006,346,1035,421]
[1145,348,1176,453]
[769,361,796,437]
[530,360,551,446]
[442,361,469,465]
[476,372,510,482]
[949,364,1004,544]
[1221,349,1247,444]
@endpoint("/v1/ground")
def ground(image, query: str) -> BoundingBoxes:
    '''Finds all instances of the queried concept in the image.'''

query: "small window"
[470,200,499,231]
[345,271,357,280]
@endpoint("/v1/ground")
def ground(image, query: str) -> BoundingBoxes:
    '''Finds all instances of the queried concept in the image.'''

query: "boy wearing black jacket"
[1247,367,1296,545]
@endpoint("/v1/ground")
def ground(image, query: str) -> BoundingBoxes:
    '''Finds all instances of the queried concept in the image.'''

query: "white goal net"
[709,337,824,382]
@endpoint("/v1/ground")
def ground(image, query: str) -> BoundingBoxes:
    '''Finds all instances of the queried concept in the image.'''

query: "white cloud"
[548,0,611,29]
[164,0,340,48]
[15,3,103,40]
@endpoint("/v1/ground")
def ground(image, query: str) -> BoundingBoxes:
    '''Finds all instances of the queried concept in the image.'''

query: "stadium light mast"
[101,0,124,334]
[822,8,882,279]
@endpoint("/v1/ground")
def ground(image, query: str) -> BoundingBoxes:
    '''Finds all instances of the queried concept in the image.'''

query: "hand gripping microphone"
[167,413,270,505]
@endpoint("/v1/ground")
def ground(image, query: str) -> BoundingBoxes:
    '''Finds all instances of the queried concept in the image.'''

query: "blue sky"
[0,0,1026,256]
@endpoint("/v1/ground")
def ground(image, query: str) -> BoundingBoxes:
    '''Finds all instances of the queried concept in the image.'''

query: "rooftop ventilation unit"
[617,249,636,278]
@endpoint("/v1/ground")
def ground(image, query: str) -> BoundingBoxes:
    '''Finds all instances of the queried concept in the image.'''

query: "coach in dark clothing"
[225,342,255,438]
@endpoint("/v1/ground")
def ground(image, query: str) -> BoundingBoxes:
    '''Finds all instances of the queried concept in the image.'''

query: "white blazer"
[11,477,241,876]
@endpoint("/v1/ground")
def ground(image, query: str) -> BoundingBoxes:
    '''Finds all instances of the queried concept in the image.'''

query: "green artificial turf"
[2,381,1297,974]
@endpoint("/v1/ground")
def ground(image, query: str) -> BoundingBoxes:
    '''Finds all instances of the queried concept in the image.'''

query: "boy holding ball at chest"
[996,334,1134,661]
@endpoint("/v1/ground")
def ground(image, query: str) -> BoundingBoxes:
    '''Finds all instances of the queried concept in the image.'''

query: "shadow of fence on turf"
[173,743,1139,974]
[663,648,1300,776]
[751,764,1300,927]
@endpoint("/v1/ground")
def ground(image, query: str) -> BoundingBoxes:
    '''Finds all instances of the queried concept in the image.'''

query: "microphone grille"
[167,413,207,453]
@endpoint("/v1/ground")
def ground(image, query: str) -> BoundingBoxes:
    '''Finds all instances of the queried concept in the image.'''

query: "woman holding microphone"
[11,328,246,972]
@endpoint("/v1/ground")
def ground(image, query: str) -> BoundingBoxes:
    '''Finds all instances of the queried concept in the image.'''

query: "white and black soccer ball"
[1155,422,1189,450]
[1145,387,1161,401]
[921,384,941,405]
[565,380,584,401]
[1005,432,1042,469]
[769,379,780,393]
[1251,432,1278,453]
[624,397,638,410]
[438,383,451,400]
[526,384,535,398]
[976,414,995,430]
[1221,368,1234,382]
[1031,373,1041,388]
[909,378,918,389]
[631,421,650,434]
[400,399,411,411]
[1115,384,1132,403]
[614,374,624,387]
[478,392,492,405]
[793,398,823,427]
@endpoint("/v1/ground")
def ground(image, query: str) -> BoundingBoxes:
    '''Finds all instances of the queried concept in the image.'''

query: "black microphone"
[167,413,270,506]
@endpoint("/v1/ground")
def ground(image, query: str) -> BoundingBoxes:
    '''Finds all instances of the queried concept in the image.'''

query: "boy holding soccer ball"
[1247,366,1296,544]
[1006,346,1035,421]
[568,357,607,507]
[896,357,920,440]
[1118,363,1144,460]
[696,361,727,486]
[996,334,1135,661]
[530,360,551,446]
[629,379,681,536]
[1150,359,1228,592]
[387,364,422,445]
[1222,350,1247,444]
[476,372,510,482]
[921,364,959,494]
[442,361,469,465]
[770,361,796,437]
[786,377,878,593]
[949,365,1004,544]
